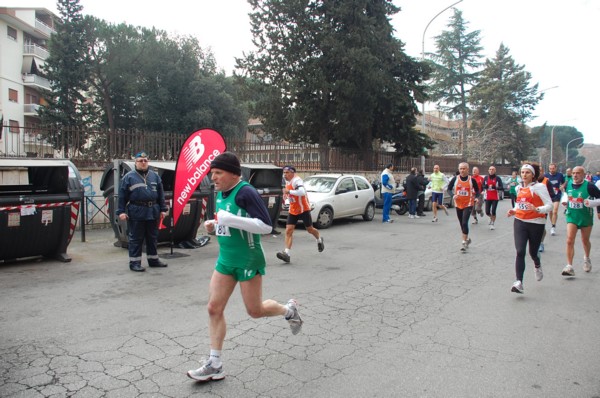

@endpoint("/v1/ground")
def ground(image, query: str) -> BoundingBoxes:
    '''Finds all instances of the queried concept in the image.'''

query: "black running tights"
[456,206,472,235]
[485,200,499,217]
[513,218,544,281]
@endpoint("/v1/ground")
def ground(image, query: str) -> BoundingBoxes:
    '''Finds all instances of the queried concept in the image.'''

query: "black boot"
[148,260,168,268]
[130,263,145,272]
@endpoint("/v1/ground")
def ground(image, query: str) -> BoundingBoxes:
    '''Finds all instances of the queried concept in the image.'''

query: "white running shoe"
[187,359,225,381]
[460,241,467,252]
[408,214,415,219]
[466,238,471,248]
[561,265,575,276]
[551,226,556,236]
[534,266,543,281]
[432,217,438,222]
[490,223,495,230]
[285,299,303,335]
[511,280,524,293]
[583,258,592,272]
[414,214,421,219]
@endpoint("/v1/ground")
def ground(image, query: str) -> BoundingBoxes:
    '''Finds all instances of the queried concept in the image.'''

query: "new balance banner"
[173,129,226,226]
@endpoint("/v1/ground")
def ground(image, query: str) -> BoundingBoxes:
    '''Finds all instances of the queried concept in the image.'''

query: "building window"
[9,89,18,103]
[7,26,17,40]
[9,120,20,133]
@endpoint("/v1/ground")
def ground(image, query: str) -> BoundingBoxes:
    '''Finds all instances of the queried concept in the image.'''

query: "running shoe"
[277,251,291,263]
[511,280,524,293]
[490,223,495,230]
[460,242,467,252]
[583,257,592,272]
[561,265,575,276]
[472,218,478,224]
[443,206,449,216]
[408,215,414,219]
[534,266,543,281]
[432,217,438,222]
[383,219,394,223]
[466,238,471,248]
[538,243,544,253]
[285,299,303,335]
[187,359,225,381]
[317,237,325,252]
[414,214,421,219]
[551,226,556,236]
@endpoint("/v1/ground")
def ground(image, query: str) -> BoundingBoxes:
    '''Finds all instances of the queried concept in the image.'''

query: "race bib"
[517,202,530,210]
[568,198,584,209]
[458,189,469,196]
[215,223,231,237]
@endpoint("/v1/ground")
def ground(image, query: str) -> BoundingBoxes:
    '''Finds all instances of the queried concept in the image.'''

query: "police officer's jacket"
[116,168,168,221]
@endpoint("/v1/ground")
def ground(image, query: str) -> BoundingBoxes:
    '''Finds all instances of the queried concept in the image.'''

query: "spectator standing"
[405,168,420,219]
[116,151,168,272]
[381,163,396,223]
[416,169,429,217]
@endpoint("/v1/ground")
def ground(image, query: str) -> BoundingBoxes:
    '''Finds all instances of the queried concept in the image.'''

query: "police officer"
[116,151,169,272]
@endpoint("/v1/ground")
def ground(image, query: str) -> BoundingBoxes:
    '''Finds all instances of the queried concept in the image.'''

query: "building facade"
[0,7,57,157]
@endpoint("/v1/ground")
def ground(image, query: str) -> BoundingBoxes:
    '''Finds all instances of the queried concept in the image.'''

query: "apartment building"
[0,7,57,157]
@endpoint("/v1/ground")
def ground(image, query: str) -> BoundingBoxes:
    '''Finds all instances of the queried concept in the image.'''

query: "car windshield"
[304,176,337,193]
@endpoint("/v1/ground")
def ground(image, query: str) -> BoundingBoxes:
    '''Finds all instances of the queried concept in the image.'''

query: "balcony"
[22,73,51,90]
[24,103,42,116]
[23,44,49,60]
[35,19,56,36]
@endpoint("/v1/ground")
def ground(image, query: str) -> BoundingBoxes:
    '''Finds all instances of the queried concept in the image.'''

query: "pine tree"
[469,44,542,165]
[39,0,91,154]
[429,8,483,157]
[238,0,432,169]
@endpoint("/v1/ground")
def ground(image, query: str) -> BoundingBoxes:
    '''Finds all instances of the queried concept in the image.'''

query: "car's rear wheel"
[362,202,375,221]
[315,207,333,229]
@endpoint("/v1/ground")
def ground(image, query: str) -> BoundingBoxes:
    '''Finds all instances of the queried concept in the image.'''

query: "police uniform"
[116,153,168,271]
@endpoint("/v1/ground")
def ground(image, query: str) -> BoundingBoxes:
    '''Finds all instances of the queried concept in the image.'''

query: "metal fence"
[1,125,514,174]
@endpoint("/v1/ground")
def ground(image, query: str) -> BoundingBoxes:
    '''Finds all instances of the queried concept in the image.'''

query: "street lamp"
[549,117,575,165]
[421,0,463,169]
[537,86,558,164]
[565,137,584,168]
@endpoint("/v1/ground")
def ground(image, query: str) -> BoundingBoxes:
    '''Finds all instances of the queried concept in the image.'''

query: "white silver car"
[279,174,376,229]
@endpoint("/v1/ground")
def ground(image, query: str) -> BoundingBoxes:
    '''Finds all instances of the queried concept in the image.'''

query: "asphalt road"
[1,200,600,397]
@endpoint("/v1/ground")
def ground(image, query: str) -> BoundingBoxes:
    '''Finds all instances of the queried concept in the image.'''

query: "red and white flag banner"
[172,129,226,226]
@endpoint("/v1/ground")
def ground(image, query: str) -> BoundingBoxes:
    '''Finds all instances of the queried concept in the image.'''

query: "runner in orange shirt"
[507,163,552,293]
[277,166,324,263]
[447,162,480,252]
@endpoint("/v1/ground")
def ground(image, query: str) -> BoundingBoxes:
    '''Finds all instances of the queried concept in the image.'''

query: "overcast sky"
[8,0,600,145]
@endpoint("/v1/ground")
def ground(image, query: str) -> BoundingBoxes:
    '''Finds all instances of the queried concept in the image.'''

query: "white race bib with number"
[458,189,469,196]
[215,223,231,236]
[569,199,583,209]
[517,202,529,210]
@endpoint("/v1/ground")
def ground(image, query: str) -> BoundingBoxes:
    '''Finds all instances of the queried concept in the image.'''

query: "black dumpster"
[100,160,213,249]
[0,159,84,262]
[240,164,283,229]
